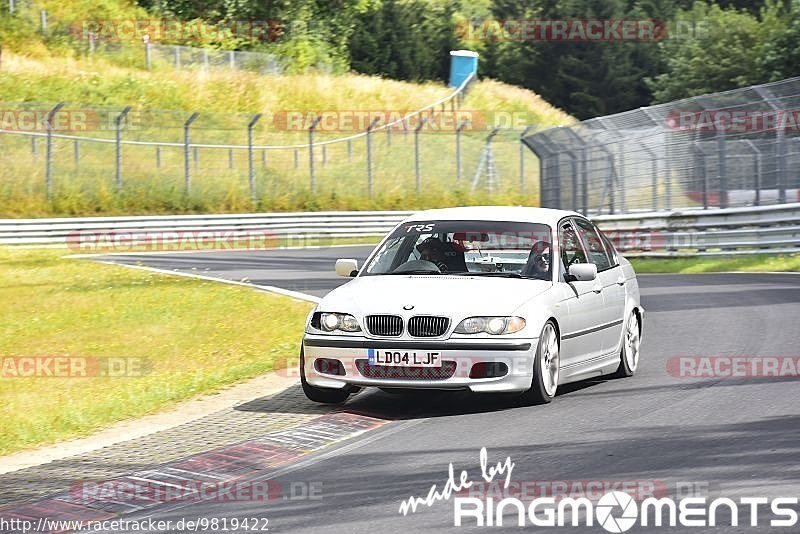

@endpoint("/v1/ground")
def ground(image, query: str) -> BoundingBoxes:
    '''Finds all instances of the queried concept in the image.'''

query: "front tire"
[520,321,560,405]
[300,347,353,404]
[613,311,641,378]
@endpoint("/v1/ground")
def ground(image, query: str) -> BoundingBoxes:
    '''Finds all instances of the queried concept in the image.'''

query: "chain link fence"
[524,76,800,215]
[0,75,554,214]
[2,1,291,74]
[112,42,285,74]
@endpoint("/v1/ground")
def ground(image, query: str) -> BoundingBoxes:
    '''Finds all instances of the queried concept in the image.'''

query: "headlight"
[455,316,526,335]
[317,312,362,333]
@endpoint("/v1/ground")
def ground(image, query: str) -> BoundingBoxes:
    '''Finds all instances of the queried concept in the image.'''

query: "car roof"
[403,206,582,226]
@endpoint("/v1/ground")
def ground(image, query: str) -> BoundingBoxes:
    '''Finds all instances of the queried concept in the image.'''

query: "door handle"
[592,283,603,294]
[616,276,625,286]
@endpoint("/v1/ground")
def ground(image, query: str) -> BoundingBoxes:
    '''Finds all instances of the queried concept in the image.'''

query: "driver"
[530,248,551,275]
[416,237,449,273]
[524,241,552,278]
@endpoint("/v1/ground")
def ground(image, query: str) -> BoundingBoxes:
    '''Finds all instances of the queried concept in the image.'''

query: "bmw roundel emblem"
[403,304,415,310]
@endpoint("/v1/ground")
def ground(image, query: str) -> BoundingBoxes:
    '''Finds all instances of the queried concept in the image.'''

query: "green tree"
[349,0,459,82]
[645,2,769,102]
[484,0,660,119]
[759,0,800,81]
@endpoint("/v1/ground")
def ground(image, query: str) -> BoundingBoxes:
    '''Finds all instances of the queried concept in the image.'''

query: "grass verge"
[630,253,800,273]
[0,247,313,455]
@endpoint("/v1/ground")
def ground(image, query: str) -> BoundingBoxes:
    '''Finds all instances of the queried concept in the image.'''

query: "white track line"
[64,242,374,258]
[92,260,321,303]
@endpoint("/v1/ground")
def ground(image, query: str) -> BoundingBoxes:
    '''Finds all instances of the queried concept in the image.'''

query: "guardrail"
[0,211,415,246]
[1,204,799,256]
[594,202,800,256]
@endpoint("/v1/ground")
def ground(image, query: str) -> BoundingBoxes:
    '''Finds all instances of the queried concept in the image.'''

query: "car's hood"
[319,275,552,317]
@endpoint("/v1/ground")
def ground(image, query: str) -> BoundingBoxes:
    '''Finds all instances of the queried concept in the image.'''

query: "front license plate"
[368,349,442,368]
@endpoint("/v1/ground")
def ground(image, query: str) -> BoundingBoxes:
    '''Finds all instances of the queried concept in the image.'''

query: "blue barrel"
[449,50,479,88]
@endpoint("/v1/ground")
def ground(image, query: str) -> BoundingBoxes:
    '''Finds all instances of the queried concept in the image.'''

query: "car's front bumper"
[302,335,536,393]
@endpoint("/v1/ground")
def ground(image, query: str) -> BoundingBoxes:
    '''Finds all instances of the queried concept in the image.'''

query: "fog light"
[469,362,509,379]
[314,358,345,376]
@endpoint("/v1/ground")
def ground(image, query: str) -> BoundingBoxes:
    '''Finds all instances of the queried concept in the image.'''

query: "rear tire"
[520,321,560,405]
[300,347,353,404]
[613,311,641,378]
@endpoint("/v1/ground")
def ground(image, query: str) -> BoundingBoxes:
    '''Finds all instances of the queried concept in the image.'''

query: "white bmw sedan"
[300,206,643,404]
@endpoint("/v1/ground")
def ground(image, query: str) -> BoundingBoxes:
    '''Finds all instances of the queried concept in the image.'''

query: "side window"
[599,228,619,267]
[558,221,587,271]
[574,218,613,272]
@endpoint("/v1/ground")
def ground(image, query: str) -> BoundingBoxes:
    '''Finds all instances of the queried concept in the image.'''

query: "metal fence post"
[73,139,79,167]
[716,128,727,208]
[473,128,501,193]
[565,153,578,211]
[581,150,590,215]
[776,117,787,204]
[9,0,14,14]
[144,38,151,69]
[754,85,787,204]
[294,149,299,168]
[520,126,533,194]
[174,46,181,69]
[247,114,262,202]
[183,112,199,194]
[40,10,47,34]
[347,140,352,161]
[456,120,467,183]
[366,117,380,197]
[414,118,427,194]
[31,137,38,162]
[308,116,322,192]
[229,50,235,69]
[742,139,761,207]
[114,106,131,192]
[694,145,708,210]
[45,102,65,200]
[155,146,161,169]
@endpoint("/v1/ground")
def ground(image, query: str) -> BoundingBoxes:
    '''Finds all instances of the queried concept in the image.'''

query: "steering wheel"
[392,259,442,273]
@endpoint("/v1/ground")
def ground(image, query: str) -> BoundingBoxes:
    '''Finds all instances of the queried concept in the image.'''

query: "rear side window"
[573,218,613,272]
[599,229,619,267]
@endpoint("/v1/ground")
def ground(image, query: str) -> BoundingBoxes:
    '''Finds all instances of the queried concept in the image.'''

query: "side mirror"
[335,258,359,277]
[567,263,597,282]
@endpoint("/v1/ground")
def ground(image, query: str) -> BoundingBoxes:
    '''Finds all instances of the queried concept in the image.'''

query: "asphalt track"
[92,248,800,533]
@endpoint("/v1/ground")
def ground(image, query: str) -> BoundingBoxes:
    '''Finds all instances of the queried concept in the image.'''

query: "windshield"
[362,220,553,280]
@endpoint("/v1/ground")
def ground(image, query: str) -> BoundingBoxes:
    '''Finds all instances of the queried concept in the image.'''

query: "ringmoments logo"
[397,448,800,530]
